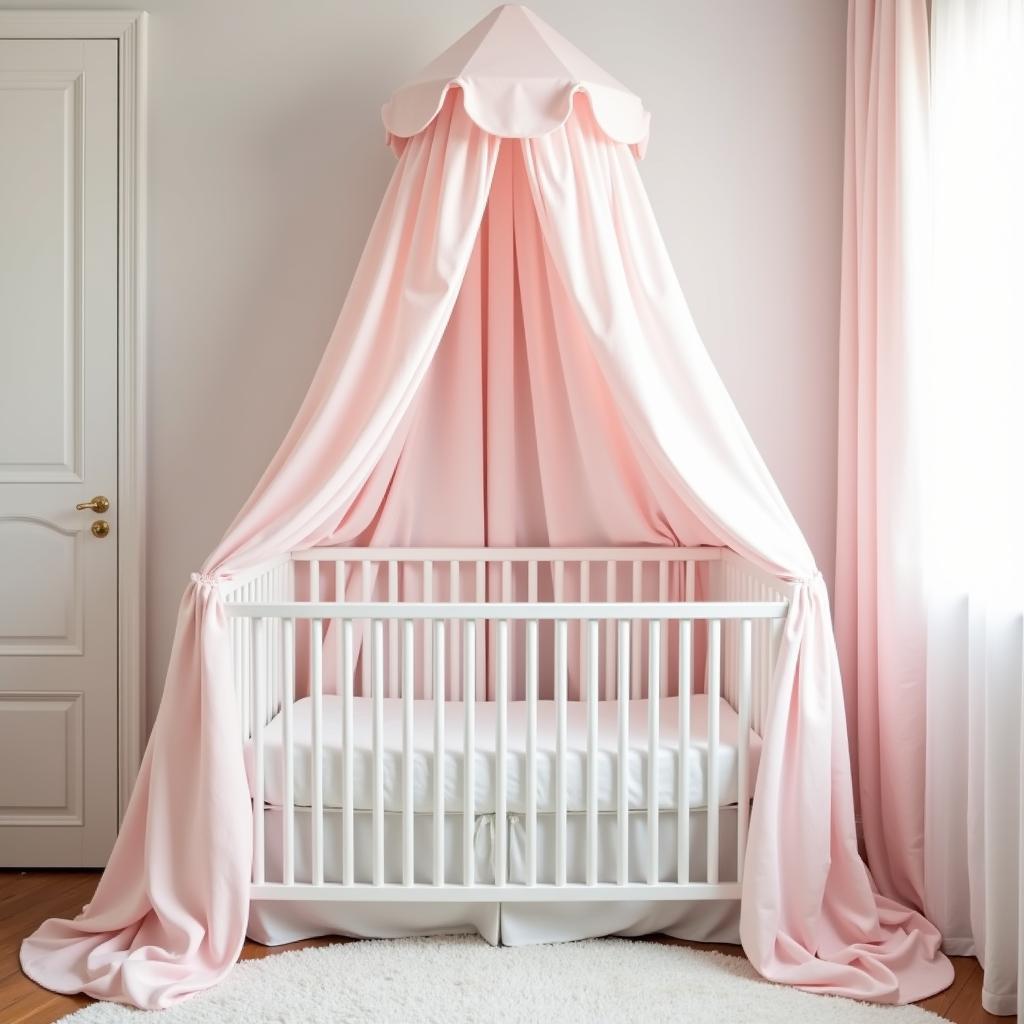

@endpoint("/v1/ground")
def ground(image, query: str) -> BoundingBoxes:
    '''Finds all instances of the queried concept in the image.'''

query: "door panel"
[0,68,82,479]
[0,691,83,825]
[0,517,83,655]
[0,39,118,866]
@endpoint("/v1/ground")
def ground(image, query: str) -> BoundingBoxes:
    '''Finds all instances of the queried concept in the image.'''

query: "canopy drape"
[518,102,949,1003]
[23,88,951,1008]
[20,96,501,1009]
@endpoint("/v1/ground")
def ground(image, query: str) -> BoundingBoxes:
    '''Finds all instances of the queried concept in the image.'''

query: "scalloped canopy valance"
[381,4,651,158]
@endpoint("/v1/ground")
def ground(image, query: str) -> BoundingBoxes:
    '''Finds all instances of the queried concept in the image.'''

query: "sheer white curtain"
[923,0,1024,1016]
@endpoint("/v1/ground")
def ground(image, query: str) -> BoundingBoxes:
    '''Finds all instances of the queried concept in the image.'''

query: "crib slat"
[281,568,288,708]
[631,560,642,699]
[252,617,266,885]
[526,619,539,887]
[738,618,752,883]
[605,561,617,700]
[555,618,568,887]
[476,560,486,699]
[309,560,320,601]
[735,570,744,709]
[424,560,433,700]
[450,561,461,702]
[258,577,266,713]
[496,619,509,885]
[388,561,399,699]
[264,578,275,723]
[433,620,445,887]
[311,617,324,886]
[282,618,295,886]
[617,619,630,885]
[647,620,660,884]
[272,575,279,711]
[275,574,283,715]
[579,562,590,713]
[372,619,385,885]
[707,619,721,884]
[258,579,267,721]
[262,578,272,723]
[361,561,371,697]
[402,618,415,886]
[658,561,669,697]
[684,557,696,836]
[586,618,599,886]
[463,620,476,886]
[499,561,510,702]
[678,619,693,884]
[723,566,732,710]
[527,559,538,603]
[341,619,354,886]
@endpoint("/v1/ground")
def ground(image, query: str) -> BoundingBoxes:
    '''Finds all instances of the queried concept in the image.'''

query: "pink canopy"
[22,6,951,1009]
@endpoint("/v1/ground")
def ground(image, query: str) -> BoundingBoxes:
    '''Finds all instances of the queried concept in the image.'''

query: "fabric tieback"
[796,569,825,588]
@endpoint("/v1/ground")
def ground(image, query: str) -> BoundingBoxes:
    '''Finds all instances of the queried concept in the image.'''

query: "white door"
[0,39,118,866]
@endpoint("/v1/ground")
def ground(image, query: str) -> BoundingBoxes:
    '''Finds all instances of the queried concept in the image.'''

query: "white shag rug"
[58,935,942,1023]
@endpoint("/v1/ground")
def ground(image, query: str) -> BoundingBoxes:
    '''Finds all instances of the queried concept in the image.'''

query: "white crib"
[224,547,790,911]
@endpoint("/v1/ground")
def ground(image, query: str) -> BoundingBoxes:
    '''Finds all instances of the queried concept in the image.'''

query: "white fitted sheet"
[245,694,760,814]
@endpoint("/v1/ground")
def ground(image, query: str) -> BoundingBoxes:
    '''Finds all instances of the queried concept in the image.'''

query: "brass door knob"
[91,520,110,539]
[76,495,110,513]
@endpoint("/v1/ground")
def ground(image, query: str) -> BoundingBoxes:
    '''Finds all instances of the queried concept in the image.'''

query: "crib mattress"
[245,694,760,814]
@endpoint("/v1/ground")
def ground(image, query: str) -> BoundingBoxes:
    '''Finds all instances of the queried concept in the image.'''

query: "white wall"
[10,0,847,724]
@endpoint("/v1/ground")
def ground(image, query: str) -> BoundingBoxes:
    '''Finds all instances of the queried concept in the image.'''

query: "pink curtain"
[23,92,950,1008]
[834,0,932,910]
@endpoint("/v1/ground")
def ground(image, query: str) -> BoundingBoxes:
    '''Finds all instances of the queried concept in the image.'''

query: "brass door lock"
[91,520,110,539]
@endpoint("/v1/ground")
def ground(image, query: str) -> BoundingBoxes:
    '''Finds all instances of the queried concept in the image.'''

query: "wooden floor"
[0,870,1013,1023]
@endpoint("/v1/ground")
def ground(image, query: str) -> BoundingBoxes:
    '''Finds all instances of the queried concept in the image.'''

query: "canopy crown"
[382,4,651,158]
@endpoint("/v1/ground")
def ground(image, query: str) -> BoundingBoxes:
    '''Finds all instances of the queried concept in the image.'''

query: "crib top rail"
[224,544,798,606]
[289,545,724,563]
[224,599,789,620]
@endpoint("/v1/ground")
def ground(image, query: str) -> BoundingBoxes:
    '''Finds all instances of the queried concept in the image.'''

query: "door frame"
[0,10,148,821]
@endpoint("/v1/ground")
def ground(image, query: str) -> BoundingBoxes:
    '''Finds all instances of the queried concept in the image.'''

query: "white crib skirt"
[501,808,740,945]
[248,898,502,947]
[247,807,741,947]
